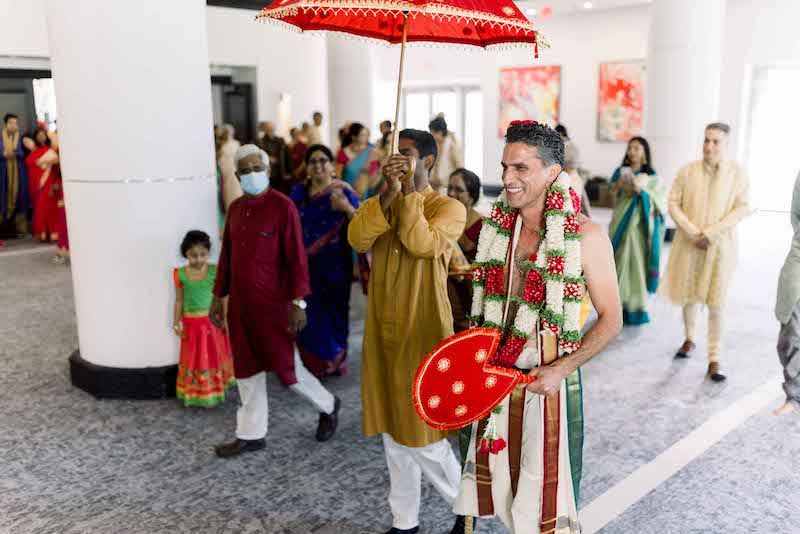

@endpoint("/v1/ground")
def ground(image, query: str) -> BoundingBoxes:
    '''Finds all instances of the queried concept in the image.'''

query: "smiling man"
[659,123,750,382]
[452,121,621,534]
[211,144,340,458]
[348,129,466,534]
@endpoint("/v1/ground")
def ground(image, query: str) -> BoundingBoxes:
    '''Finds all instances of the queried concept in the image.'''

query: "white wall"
[720,0,800,162]
[0,0,49,58]
[205,6,328,129]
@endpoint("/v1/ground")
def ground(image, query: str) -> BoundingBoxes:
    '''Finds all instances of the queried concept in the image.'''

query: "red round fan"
[413,328,535,430]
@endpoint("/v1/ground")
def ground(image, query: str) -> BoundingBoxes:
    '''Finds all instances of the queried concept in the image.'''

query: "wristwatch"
[292,298,308,310]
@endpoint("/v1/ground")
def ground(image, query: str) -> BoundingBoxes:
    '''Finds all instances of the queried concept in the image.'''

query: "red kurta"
[214,188,311,384]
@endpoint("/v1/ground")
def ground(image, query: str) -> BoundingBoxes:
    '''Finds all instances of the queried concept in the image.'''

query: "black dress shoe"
[449,515,477,534]
[316,396,341,442]
[214,438,266,458]
[707,362,727,382]
[675,340,695,359]
[384,528,419,534]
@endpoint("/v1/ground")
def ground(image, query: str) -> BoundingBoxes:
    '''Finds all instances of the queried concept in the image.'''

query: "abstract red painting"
[597,61,646,142]
[499,65,561,137]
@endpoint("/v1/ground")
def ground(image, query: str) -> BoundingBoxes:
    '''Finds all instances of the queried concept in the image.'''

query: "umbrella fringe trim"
[256,3,550,47]
[256,18,543,52]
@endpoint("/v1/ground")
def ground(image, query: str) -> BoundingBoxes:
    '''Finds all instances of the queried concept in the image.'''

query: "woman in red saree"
[25,128,60,243]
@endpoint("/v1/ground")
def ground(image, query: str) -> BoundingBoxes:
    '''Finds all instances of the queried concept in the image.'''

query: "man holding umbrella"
[349,129,466,534]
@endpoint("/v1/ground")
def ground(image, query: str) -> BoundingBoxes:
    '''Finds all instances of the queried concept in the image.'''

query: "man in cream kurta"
[348,129,466,534]
[773,171,800,416]
[659,123,750,381]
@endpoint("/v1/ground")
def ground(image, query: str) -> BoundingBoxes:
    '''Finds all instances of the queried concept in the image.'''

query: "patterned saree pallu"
[412,328,535,430]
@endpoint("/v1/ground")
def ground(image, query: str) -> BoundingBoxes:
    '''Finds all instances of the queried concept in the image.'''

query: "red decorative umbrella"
[256,0,549,151]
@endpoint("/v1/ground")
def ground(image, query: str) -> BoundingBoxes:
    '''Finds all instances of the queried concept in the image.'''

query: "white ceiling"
[515,0,652,18]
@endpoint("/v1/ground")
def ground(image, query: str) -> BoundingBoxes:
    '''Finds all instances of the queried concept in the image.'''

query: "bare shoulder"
[577,214,607,245]
[578,214,613,265]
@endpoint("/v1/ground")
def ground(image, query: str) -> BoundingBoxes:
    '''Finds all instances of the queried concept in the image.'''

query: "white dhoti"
[235,347,335,440]
[453,380,580,534]
[382,433,462,530]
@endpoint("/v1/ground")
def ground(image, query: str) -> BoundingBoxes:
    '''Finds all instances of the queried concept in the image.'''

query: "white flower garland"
[469,171,585,360]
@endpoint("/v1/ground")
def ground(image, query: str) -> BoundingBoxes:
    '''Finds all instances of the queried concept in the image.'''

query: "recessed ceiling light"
[527,8,537,15]
[583,1,593,8]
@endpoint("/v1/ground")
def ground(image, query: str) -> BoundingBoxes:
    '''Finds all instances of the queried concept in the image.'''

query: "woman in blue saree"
[291,145,360,377]
[608,136,667,326]
[335,122,382,200]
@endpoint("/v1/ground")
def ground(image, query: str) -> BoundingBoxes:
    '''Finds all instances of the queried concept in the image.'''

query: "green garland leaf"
[540,307,565,327]
[545,209,571,219]
[542,272,566,283]
[510,325,533,339]
[561,330,583,342]
[484,218,512,236]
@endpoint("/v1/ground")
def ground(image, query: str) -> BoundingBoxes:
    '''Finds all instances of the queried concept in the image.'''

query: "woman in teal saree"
[608,136,667,326]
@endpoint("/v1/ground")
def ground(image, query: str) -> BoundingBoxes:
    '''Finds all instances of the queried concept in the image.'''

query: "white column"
[645,0,727,186]
[46,0,218,369]
[326,35,377,145]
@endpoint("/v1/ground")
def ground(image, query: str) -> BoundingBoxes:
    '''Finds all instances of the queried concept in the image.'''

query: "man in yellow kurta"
[349,129,466,534]
[659,123,750,382]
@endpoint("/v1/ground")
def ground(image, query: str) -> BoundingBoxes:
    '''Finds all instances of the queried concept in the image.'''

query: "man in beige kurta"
[349,129,466,534]
[659,123,750,381]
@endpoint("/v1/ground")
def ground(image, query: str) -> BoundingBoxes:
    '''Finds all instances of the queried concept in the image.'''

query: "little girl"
[173,230,236,407]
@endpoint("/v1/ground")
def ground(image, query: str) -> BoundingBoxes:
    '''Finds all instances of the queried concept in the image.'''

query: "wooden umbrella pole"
[390,13,409,155]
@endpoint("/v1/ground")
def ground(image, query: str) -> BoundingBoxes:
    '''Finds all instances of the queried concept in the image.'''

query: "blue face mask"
[241,171,269,196]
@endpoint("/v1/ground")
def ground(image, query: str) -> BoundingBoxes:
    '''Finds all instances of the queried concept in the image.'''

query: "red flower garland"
[547,256,565,275]
[523,269,545,304]
[565,215,580,235]
[565,282,582,300]
[485,266,505,295]
[546,192,565,211]
[542,320,560,336]
[569,189,581,214]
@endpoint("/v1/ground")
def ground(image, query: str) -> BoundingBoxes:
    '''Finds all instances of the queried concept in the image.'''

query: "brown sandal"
[674,340,695,359]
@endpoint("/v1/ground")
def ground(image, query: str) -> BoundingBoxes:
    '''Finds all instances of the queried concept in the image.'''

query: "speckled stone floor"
[1,208,798,534]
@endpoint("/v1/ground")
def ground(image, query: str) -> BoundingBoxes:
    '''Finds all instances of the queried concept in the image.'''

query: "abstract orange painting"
[499,65,561,137]
[597,61,646,142]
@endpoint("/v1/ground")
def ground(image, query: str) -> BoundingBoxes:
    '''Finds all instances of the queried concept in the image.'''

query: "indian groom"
[453,121,622,534]
[1,113,30,237]
[211,144,340,458]
[348,129,467,534]
[659,123,750,382]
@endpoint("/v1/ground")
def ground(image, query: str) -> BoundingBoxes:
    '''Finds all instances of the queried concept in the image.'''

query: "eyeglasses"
[308,158,330,166]
[238,165,267,175]
[447,185,466,193]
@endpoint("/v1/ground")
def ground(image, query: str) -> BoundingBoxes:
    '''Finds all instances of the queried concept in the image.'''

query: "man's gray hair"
[505,122,565,168]
[235,144,271,174]
[706,122,731,135]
